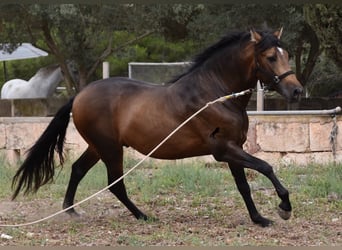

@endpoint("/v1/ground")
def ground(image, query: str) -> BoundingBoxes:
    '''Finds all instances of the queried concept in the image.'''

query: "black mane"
[169,29,281,83]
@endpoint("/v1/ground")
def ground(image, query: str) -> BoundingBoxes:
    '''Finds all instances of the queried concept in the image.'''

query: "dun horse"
[12,29,303,227]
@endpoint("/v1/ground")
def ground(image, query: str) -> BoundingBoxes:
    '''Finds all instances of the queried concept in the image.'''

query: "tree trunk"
[78,66,89,91]
[297,23,321,86]
[41,19,76,96]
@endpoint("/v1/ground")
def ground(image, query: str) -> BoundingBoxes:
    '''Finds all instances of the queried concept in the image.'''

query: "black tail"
[12,97,75,199]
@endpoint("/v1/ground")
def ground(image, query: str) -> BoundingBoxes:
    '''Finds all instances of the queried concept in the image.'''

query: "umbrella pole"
[3,61,8,82]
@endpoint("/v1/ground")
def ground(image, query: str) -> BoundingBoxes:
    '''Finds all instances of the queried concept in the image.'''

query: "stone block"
[5,122,47,150]
[244,120,260,154]
[280,152,314,166]
[64,122,88,156]
[0,124,6,149]
[337,120,342,151]
[0,149,20,166]
[252,151,283,168]
[310,121,334,152]
[256,122,309,152]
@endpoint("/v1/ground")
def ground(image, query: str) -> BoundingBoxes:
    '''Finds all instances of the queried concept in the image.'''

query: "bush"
[306,55,342,97]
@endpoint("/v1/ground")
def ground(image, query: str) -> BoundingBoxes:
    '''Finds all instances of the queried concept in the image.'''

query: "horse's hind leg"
[63,147,100,216]
[100,145,148,220]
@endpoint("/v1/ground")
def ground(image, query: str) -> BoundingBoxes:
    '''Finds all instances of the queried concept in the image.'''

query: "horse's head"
[251,28,303,101]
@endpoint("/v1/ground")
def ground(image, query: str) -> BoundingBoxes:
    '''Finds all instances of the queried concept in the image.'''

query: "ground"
[0,190,341,246]
[0,161,341,246]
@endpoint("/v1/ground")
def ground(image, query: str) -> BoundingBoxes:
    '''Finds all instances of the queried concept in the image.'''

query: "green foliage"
[261,163,342,200]
[304,4,342,69]
[307,55,342,97]
[0,4,341,96]
[187,4,305,50]
[0,160,15,198]
[302,164,342,199]
[99,33,197,78]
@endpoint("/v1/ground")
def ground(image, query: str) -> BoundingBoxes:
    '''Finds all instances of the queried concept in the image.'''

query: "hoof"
[252,215,274,227]
[278,207,291,220]
[259,218,274,227]
[137,214,158,222]
[137,214,149,221]
[64,207,80,218]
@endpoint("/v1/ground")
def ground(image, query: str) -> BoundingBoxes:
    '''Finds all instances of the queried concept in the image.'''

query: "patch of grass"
[0,161,17,198]
[126,161,235,204]
[248,163,342,220]
[0,158,108,200]
[303,163,342,199]
[248,163,342,199]
[2,157,341,208]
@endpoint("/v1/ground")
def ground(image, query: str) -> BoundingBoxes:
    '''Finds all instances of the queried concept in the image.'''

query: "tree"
[304,4,342,69]
[0,4,158,94]
[1,3,340,96]
[0,4,208,95]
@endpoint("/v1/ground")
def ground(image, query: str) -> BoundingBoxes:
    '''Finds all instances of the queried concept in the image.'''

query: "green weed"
[126,161,234,204]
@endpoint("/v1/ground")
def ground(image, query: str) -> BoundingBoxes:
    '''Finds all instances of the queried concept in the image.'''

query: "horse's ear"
[250,29,262,43]
[274,27,283,40]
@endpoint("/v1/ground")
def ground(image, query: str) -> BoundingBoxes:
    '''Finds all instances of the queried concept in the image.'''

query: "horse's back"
[74,77,163,105]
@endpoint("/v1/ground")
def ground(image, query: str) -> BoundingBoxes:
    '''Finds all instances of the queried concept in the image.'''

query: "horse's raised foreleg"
[228,163,273,227]
[212,140,291,226]
[63,147,100,216]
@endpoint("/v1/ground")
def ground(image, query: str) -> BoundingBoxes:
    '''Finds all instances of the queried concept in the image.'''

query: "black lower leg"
[229,164,273,227]
[63,148,99,216]
[267,172,291,220]
[245,157,292,220]
[109,179,148,220]
[102,147,148,220]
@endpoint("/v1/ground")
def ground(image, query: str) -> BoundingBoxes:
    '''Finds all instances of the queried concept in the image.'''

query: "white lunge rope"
[0,88,253,227]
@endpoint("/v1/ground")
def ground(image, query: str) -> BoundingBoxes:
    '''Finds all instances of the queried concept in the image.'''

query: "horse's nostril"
[293,87,303,97]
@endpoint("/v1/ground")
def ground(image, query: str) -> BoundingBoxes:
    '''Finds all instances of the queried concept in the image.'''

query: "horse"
[1,62,78,99]
[11,28,303,227]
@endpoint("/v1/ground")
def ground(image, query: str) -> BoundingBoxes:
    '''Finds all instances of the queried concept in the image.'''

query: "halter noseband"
[255,62,295,90]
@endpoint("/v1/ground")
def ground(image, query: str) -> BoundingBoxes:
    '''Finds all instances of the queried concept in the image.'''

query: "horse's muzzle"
[292,86,303,101]
[278,80,303,102]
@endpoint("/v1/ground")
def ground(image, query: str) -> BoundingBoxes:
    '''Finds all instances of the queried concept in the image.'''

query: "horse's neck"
[28,68,63,96]
[190,61,256,95]
[171,54,256,109]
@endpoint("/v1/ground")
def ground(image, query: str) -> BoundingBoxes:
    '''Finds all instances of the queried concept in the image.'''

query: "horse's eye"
[267,56,277,63]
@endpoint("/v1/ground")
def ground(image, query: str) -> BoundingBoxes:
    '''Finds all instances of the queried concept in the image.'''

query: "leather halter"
[254,50,295,90]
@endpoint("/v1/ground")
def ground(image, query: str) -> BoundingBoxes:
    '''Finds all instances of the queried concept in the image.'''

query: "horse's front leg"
[228,163,273,227]
[211,140,291,226]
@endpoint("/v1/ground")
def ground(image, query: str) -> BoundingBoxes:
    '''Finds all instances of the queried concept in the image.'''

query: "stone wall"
[0,114,341,167]
[245,115,342,166]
